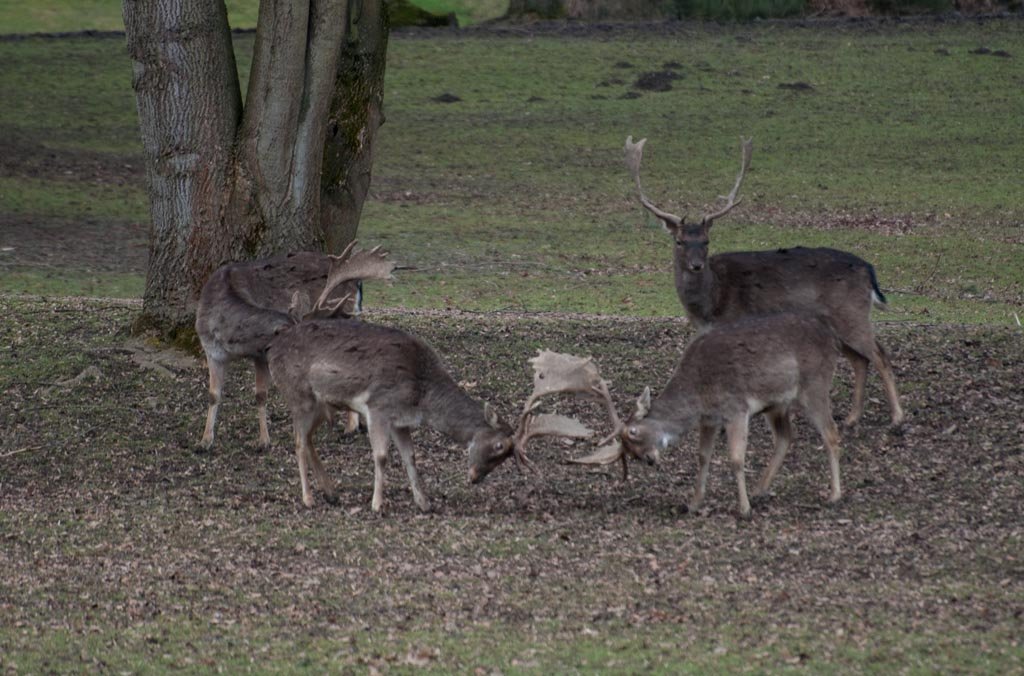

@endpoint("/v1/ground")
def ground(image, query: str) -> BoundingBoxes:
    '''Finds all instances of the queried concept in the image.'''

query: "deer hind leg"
[725,417,752,518]
[842,347,869,428]
[753,408,792,498]
[253,357,272,452]
[343,410,361,435]
[688,424,717,514]
[199,357,228,451]
[392,427,431,513]
[366,416,391,513]
[292,411,320,508]
[871,339,904,426]
[804,397,843,504]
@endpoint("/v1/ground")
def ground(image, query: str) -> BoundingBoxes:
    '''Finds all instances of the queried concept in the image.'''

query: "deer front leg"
[871,339,904,426]
[199,357,227,451]
[688,424,717,514]
[366,416,391,513]
[842,348,868,428]
[254,357,271,452]
[753,409,792,497]
[725,417,752,518]
[392,427,431,513]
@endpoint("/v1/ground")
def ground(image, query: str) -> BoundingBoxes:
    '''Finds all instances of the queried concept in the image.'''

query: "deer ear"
[288,291,311,322]
[484,403,502,430]
[659,216,681,236]
[635,386,651,420]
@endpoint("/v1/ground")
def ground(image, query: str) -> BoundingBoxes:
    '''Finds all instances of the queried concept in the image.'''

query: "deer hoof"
[194,443,213,456]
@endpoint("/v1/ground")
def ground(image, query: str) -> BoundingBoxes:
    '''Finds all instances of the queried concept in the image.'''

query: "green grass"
[1,23,1022,323]
[0,0,503,32]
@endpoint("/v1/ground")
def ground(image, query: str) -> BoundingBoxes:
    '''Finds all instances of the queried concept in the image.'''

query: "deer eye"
[628,426,640,440]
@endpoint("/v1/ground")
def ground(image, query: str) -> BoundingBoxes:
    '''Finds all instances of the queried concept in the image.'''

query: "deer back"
[267,318,492,440]
[657,312,842,424]
[681,247,881,340]
[196,252,362,361]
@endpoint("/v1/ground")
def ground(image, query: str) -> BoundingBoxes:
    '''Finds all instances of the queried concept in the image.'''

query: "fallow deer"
[195,250,364,452]
[625,136,903,427]
[573,312,844,518]
[267,300,601,512]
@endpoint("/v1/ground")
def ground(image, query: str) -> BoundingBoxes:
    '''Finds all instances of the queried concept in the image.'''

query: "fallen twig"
[0,446,41,460]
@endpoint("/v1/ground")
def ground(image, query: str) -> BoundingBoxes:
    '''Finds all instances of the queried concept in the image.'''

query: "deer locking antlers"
[508,350,627,479]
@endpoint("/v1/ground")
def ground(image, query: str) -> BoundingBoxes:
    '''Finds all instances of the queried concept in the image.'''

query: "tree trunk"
[123,0,389,343]
[321,0,390,253]
[123,0,242,338]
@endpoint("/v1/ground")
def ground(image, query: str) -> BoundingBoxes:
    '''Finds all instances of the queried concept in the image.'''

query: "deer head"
[625,135,752,273]
[468,350,624,483]
[569,385,658,471]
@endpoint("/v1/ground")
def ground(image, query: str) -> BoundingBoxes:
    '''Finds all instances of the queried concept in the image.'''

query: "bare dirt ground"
[1,296,1021,670]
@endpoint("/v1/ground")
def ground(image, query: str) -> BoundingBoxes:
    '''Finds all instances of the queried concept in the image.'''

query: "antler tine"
[701,136,753,224]
[320,292,354,318]
[625,135,683,226]
[312,243,396,312]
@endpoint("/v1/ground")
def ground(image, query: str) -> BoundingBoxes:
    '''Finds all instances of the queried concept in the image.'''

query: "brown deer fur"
[267,318,515,511]
[626,136,903,427]
[619,312,844,518]
[195,252,361,452]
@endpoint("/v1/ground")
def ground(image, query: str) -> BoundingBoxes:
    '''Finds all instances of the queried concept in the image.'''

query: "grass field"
[1,297,1022,672]
[1,20,1023,323]
[0,10,1023,673]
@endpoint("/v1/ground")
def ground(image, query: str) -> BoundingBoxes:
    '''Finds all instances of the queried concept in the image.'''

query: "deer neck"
[674,256,717,326]
[420,376,489,444]
[647,382,701,443]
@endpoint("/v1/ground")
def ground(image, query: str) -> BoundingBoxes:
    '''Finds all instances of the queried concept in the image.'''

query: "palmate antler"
[510,350,627,478]
[296,242,397,320]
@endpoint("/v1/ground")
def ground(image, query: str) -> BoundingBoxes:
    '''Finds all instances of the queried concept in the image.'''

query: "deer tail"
[867,263,888,310]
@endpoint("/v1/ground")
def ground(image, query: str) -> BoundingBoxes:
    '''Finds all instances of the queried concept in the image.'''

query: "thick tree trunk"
[123,0,389,343]
[123,0,242,337]
[321,0,389,253]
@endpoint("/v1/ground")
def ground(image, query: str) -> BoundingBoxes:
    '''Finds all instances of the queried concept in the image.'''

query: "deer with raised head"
[573,312,844,518]
[267,294,599,512]
[625,136,903,427]
[195,250,364,453]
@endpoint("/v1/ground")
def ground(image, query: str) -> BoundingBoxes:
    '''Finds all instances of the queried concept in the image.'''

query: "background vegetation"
[1,17,1021,323]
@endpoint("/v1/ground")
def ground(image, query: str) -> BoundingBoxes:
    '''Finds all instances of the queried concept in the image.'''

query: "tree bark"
[321,0,390,253]
[123,0,242,336]
[123,0,388,343]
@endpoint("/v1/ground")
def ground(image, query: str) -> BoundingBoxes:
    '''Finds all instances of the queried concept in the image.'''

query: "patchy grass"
[0,0,502,33]
[1,297,1022,671]
[1,22,1023,322]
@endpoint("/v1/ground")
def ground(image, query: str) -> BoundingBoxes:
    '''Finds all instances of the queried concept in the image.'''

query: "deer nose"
[689,262,704,272]
[645,455,657,466]
[468,467,480,484]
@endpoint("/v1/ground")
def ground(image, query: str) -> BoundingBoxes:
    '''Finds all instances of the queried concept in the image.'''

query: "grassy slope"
[1,21,1022,322]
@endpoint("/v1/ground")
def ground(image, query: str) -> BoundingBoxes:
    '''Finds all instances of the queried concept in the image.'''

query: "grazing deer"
[625,136,903,427]
[574,312,844,518]
[195,251,363,452]
[267,295,595,512]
